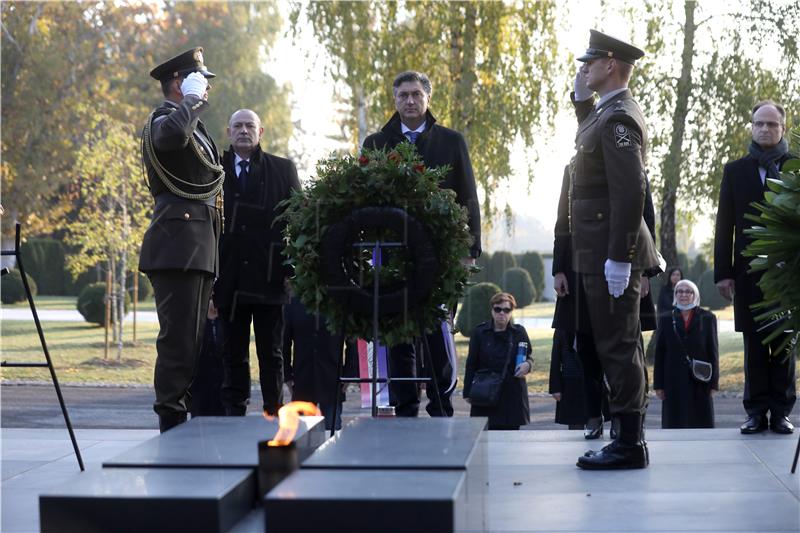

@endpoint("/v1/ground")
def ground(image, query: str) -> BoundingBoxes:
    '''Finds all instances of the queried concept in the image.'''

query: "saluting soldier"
[139,47,225,432]
[567,31,660,469]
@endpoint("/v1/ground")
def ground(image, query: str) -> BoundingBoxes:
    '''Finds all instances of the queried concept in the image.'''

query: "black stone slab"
[39,467,254,533]
[264,469,471,533]
[302,417,487,470]
[103,416,326,469]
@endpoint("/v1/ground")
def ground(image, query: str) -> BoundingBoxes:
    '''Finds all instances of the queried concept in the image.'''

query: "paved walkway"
[2,426,798,532]
[1,308,737,331]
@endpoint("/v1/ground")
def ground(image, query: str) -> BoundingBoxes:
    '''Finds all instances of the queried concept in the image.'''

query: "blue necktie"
[237,160,249,192]
[405,131,420,144]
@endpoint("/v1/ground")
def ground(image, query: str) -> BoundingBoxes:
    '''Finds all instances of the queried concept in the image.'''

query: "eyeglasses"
[753,121,782,129]
[675,289,694,295]
[492,306,512,314]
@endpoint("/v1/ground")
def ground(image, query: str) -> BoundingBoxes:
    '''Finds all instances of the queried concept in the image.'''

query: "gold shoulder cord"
[142,110,225,200]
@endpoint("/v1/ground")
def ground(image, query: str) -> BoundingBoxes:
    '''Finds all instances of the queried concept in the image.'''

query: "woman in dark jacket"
[549,329,587,429]
[463,292,533,430]
[654,279,719,428]
[656,267,683,327]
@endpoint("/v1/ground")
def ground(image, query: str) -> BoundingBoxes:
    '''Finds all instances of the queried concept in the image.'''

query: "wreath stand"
[323,208,445,438]
[1,223,84,470]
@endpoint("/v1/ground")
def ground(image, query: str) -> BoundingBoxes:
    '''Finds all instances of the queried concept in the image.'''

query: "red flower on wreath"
[414,164,426,173]
[388,151,402,163]
[358,155,369,166]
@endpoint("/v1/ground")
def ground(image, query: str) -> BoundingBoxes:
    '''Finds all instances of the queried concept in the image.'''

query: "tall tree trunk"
[356,84,367,148]
[449,3,477,135]
[658,0,695,267]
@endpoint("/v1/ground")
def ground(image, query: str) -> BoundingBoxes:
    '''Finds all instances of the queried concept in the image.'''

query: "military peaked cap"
[149,47,216,81]
[577,30,644,65]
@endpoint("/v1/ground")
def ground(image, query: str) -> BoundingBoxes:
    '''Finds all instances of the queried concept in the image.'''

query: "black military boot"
[158,411,187,433]
[577,412,647,470]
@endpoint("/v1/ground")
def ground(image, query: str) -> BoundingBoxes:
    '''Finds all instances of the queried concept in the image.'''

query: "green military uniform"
[139,48,224,432]
[569,31,659,470]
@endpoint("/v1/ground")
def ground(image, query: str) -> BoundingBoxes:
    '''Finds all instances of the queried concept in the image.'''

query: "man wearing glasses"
[362,71,481,418]
[714,100,796,435]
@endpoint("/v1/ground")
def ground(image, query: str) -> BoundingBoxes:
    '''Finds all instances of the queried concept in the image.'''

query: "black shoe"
[158,412,187,433]
[577,440,648,470]
[584,417,603,440]
[740,415,768,434]
[769,416,795,434]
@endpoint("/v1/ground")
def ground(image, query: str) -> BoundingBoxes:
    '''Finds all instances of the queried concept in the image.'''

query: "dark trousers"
[743,329,796,418]
[189,318,226,417]
[576,332,608,420]
[149,270,214,426]
[220,303,285,414]
[388,331,455,418]
[578,273,648,415]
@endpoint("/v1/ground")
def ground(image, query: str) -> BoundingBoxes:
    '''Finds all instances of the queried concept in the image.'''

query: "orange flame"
[266,401,321,447]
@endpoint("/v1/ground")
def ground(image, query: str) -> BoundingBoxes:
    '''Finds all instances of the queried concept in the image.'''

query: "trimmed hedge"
[129,271,153,302]
[1,269,38,304]
[77,282,130,326]
[455,282,501,338]
[486,251,516,286]
[471,252,491,283]
[516,251,545,302]
[501,267,536,308]
[20,239,66,295]
[698,270,728,310]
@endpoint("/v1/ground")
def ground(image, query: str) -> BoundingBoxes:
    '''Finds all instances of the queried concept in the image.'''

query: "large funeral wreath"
[279,142,473,346]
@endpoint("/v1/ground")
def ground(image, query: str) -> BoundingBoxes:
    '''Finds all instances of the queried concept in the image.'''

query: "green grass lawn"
[0,314,767,392]
[6,294,157,312]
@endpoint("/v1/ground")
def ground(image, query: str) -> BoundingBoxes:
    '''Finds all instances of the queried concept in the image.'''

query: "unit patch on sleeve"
[613,123,632,148]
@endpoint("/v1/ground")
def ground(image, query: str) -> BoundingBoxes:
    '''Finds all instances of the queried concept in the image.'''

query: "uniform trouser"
[149,270,214,421]
[577,272,648,415]
[577,332,609,420]
[742,329,796,418]
[220,304,284,414]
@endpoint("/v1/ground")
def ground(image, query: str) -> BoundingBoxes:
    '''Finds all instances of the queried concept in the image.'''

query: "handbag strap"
[671,313,694,367]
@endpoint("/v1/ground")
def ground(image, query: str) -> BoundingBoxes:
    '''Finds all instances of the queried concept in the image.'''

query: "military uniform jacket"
[569,90,658,274]
[213,146,301,309]
[362,110,482,258]
[713,153,795,332]
[139,96,222,274]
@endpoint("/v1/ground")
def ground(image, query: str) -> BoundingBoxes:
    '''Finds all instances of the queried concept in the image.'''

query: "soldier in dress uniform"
[565,31,660,469]
[139,47,225,432]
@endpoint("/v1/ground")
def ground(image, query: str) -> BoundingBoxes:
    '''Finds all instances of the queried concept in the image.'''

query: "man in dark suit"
[714,100,796,435]
[565,31,660,470]
[362,71,481,417]
[215,109,301,416]
[139,47,224,432]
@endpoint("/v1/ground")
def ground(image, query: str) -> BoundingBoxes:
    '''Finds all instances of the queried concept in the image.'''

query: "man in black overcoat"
[139,47,224,432]
[215,109,301,416]
[714,100,796,434]
[362,71,481,417]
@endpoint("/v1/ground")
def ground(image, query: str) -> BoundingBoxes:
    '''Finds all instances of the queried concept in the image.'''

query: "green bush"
[77,282,130,326]
[455,282,501,338]
[698,270,728,310]
[65,266,102,297]
[690,254,708,282]
[486,251,516,286]
[677,252,690,276]
[128,271,153,302]
[470,252,491,283]
[1,269,38,304]
[20,239,66,295]
[516,251,545,302]
[501,267,536,308]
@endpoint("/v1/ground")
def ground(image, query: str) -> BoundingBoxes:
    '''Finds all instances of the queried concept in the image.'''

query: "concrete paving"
[2,426,798,532]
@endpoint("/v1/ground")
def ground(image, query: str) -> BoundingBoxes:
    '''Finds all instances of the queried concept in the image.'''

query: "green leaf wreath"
[743,130,800,358]
[279,142,473,345]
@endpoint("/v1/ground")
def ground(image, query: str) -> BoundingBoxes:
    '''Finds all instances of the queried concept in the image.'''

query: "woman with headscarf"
[654,279,720,428]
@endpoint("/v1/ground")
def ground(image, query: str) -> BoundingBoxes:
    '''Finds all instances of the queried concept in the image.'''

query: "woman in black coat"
[463,292,533,430]
[654,279,719,428]
[548,329,587,428]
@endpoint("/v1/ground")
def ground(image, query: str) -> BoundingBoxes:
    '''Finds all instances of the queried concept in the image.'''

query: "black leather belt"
[155,191,216,207]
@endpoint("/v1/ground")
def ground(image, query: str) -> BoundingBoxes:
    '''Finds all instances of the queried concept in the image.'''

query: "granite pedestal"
[39,467,254,533]
[265,417,488,532]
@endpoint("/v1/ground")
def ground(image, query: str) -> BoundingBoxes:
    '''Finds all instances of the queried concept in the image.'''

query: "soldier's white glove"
[604,259,631,298]
[181,72,208,98]
[574,70,593,101]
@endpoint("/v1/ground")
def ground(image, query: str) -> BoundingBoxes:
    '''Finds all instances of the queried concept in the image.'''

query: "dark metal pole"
[371,241,381,418]
[331,314,348,439]
[791,433,799,474]
[13,223,84,471]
